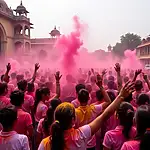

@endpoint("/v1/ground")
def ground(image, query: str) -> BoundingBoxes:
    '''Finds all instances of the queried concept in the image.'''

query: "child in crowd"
[0,106,30,150]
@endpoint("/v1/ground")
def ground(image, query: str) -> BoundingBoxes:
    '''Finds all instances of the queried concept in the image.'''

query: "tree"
[113,33,141,56]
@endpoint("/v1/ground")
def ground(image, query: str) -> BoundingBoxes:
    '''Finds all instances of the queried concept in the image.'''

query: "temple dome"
[50,26,60,37]
[0,0,8,9]
[14,1,29,14]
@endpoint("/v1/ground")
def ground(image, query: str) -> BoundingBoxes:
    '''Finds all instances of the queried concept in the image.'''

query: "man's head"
[10,90,24,107]
[17,80,27,92]
[0,82,8,96]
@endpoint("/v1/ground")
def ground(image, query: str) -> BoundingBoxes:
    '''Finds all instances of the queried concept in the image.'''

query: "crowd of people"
[0,62,150,150]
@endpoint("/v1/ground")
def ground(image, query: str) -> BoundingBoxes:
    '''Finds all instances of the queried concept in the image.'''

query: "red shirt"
[14,109,32,136]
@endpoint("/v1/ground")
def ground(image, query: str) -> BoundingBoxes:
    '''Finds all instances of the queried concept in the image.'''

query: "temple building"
[0,0,60,58]
[136,37,150,65]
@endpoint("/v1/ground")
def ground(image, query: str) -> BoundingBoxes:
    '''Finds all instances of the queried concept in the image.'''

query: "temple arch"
[0,23,7,56]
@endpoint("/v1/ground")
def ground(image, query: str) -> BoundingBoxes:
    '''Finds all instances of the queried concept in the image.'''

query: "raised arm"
[30,63,40,83]
[89,81,135,136]
[54,71,62,98]
[132,69,142,82]
[114,63,122,92]
[3,63,11,82]
[85,71,91,83]
[96,74,111,110]
[143,73,150,90]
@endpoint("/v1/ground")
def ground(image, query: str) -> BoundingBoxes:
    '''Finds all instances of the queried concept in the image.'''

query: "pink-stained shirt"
[35,101,48,122]
[22,93,34,113]
[26,92,35,99]
[62,83,76,100]
[104,113,119,133]
[6,83,15,97]
[103,126,136,150]
[14,109,32,136]
[37,118,47,138]
[75,104,102,148]
[0,131,30,150]
[121,140,140,150]
[0,96,10,109]
[38,125,91,150]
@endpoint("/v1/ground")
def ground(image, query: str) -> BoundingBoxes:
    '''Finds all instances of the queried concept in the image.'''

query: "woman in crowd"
[38,81,134,150]
[37,98,61,139]
[103,102,136,150]
[121,105,150,150]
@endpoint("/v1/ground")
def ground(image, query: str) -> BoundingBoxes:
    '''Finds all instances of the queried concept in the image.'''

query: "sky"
[5,0,150,51]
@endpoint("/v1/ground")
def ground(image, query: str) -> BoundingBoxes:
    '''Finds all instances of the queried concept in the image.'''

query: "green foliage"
[113,33,141,56]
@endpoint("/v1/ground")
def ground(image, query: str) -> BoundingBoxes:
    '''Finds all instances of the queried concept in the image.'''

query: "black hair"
[34,87,50,114]
[1,74,4,82]
[0,106,17,130]
[117,102,134,139]
[42,98,61,137]
[51,102,75,150]
[134,105,150,150]
[78,89,89,103]
[124,93,133,103]
[137,93,150,106]
[75,84,86,94]
[0,82,8,95]
[17,80,27,91]
[10,90,24,107]
[107,91,116,102]
[135,80,143,91]
[1,74,10,82]
[27,82,35,92]
[96,90,103,102]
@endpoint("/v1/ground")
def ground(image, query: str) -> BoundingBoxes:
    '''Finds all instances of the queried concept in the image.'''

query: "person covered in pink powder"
[34,71,62,124]
[1,63,15,98]
[61,74,76,101]
[0,106,30,150]
[121,105,150,150]
[103,102,136,150]
[71,83,86,108]
[0,82,10,110]
[10,90,33,141]
[17,79,34,113]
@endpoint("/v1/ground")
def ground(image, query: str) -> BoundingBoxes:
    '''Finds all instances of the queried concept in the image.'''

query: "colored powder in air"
[123,50,142,69]
[56,16,83,74]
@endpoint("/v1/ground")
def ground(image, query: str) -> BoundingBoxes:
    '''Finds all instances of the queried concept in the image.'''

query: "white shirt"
[0,131,30,150]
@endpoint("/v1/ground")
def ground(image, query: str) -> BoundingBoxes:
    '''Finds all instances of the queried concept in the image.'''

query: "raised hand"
[102,69,107,76]
[35,63,40,71]
[96,74,103,88]
[6,63,11,72]
[55,71,62,82]
[88,70,92,76]
[119,81,135,98]
[143,72,148,81]
[135,69,142,77]
[91,68,95,75]
[114,63,121,73]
